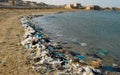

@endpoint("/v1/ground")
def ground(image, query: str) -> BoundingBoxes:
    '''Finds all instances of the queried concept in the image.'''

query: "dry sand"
[0,8,80,75]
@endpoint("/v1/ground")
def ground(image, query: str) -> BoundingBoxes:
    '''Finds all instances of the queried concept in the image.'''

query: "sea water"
[33,10,120,59]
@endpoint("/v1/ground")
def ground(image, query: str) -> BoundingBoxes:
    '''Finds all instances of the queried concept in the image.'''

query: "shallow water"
[33,10,120,59]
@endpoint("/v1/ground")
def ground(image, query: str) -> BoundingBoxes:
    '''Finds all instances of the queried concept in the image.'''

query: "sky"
[24,0,120,7]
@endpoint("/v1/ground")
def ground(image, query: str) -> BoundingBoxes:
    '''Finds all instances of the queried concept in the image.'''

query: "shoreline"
[0,8,80,75]
[20,11,120,75]
[32,11,120,74]
[0,8,120,75]
[20,14,103,75]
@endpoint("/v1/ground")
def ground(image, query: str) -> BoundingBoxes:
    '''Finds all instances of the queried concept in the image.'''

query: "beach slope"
[0,8,74,75]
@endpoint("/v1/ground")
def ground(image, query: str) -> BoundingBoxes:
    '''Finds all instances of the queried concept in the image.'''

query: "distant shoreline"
[0,6,120,11]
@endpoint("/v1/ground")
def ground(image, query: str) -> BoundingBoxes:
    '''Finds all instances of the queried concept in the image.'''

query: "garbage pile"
[20,15,119,75]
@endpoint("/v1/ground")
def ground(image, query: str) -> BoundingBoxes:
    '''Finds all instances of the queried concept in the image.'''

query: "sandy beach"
[0,8,120,75]
[0,8,80,75]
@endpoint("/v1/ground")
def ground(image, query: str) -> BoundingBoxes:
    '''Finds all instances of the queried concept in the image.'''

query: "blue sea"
[33,10,120,59]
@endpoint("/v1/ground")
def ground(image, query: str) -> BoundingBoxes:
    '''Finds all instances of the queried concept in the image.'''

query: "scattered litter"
[98,49,109,56]
[112,63,118,67]
[80,43,88,47]
[0,61,7,66]
[76,55,86,61]
[20,15,120,75]
[102,66,120,72]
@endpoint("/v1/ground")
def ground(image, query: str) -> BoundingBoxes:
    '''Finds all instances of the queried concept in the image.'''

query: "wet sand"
[0,8,80,75]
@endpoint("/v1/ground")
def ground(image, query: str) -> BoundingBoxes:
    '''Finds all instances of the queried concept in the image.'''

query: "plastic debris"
[112,63,118,67]
[102,66,120,72]
[98,49,109,56]
[76,55,86,61]
[90,59,102,68]
[19,15,120,75]
[0,61,7,66]
[80,43,87,47]
[25,44,30,49]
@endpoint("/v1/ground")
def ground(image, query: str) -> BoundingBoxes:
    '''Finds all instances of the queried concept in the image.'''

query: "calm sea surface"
[33,10,120,58]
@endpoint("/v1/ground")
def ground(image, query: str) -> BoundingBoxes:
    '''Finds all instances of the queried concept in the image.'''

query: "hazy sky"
[24,0,120,7]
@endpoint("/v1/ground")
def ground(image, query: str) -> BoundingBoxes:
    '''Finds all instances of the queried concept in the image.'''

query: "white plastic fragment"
[80,43,88,47]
